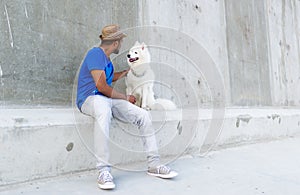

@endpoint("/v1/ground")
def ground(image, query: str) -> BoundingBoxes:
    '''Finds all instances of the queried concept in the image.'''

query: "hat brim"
[101,32,127,41]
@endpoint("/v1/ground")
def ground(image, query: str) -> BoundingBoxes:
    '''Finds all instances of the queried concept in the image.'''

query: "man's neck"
[99,45,111,58]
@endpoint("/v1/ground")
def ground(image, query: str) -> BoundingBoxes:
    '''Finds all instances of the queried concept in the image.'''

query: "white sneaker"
[147,165,178,179]
[97,170,115,190]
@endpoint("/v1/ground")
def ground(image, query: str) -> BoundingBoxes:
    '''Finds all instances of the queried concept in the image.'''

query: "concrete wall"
[225,0,272,106]
[138,0,229,107]
[138,0,300,107]
[267,0,300,106]
[1,0,299,107]
[0,0,139,106]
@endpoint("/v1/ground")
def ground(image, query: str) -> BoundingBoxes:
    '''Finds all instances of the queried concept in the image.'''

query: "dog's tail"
[150,98,177,110]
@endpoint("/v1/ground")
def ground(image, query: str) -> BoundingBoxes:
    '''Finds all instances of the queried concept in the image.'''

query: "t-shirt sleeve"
[86,49,107,71]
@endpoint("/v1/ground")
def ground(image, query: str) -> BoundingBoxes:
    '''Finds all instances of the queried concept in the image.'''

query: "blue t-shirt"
[76,47,114,110]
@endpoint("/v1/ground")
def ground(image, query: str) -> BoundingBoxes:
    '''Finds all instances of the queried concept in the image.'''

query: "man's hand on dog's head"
[127,95,136,104]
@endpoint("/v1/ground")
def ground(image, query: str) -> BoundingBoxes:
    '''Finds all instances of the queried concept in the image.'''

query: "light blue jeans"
[81,95,160,171]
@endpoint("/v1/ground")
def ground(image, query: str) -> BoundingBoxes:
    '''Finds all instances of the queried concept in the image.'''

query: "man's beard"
[113,48,120,54]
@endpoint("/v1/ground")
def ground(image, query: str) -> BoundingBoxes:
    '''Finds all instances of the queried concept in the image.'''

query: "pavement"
[1,136,300,195]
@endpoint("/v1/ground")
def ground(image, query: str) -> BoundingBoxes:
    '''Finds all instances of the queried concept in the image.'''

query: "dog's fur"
[125,41,176,110]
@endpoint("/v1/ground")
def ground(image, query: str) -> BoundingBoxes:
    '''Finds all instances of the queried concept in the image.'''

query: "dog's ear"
[141,42,147,50]
[134,41,140,46]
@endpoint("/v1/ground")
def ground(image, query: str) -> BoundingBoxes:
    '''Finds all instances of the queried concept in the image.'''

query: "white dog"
[125,41,176,110]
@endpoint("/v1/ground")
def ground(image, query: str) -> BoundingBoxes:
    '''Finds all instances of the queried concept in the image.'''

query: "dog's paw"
[142,106,151,111]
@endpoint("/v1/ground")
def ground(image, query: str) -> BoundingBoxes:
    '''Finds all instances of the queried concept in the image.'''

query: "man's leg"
[111,99,160,168]
[81,95,112,171]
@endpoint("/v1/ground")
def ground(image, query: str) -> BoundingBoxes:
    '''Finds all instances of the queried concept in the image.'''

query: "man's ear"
[114,40,120,46]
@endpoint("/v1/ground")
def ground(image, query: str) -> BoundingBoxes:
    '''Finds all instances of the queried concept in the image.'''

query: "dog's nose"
[127,54,131,58]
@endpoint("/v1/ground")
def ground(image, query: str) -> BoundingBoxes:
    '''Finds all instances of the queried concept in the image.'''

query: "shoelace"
[157,165,170,174]
[98,171,113,183]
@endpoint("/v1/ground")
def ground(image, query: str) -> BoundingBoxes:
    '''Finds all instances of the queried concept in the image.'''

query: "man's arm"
[113,69,129,82]
[91,70,136,103]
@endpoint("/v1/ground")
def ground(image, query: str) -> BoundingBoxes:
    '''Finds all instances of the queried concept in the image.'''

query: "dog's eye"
[135,52,138,54]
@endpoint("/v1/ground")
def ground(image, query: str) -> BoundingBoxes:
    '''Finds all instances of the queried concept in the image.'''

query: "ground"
[1,136,300,195]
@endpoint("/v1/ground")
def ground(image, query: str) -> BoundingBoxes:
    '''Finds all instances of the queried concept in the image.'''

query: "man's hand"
[113,68,130,82]
[122,68,130,76]
[127,95,136,104]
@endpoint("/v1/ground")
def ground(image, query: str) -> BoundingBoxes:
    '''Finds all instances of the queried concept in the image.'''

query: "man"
[76,24,178,190]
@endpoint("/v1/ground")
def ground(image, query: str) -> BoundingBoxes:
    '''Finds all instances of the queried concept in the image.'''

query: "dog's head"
[127,41,151,68]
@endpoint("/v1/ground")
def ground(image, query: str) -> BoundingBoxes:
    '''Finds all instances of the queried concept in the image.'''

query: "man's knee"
[138,109,152,125]
[94,107,112,121]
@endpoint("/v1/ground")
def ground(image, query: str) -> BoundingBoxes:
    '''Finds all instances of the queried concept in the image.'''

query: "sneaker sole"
[147,171,178,179]
[98,183,116,190]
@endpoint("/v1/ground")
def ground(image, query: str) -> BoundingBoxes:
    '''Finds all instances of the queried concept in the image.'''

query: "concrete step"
[1,136,300,195]
[1,107,300,186]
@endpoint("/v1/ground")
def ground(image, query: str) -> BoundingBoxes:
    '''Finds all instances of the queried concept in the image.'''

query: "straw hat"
[99,24,127,41]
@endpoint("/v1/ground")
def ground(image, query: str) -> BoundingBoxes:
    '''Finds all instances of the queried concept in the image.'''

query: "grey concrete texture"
[225,0,272,106]
[0,0,137,106]
[1,0,300,107]
[1,136,300,195]
[1,108,299,186]
[141,0,300,107]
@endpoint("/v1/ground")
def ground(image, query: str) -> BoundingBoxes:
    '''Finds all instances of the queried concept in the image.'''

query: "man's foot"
[97,170,115,190]
[147,165,178,179]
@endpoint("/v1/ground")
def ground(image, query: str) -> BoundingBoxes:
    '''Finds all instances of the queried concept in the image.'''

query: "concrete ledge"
[1,107,300,186]
[218,108,300,145]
